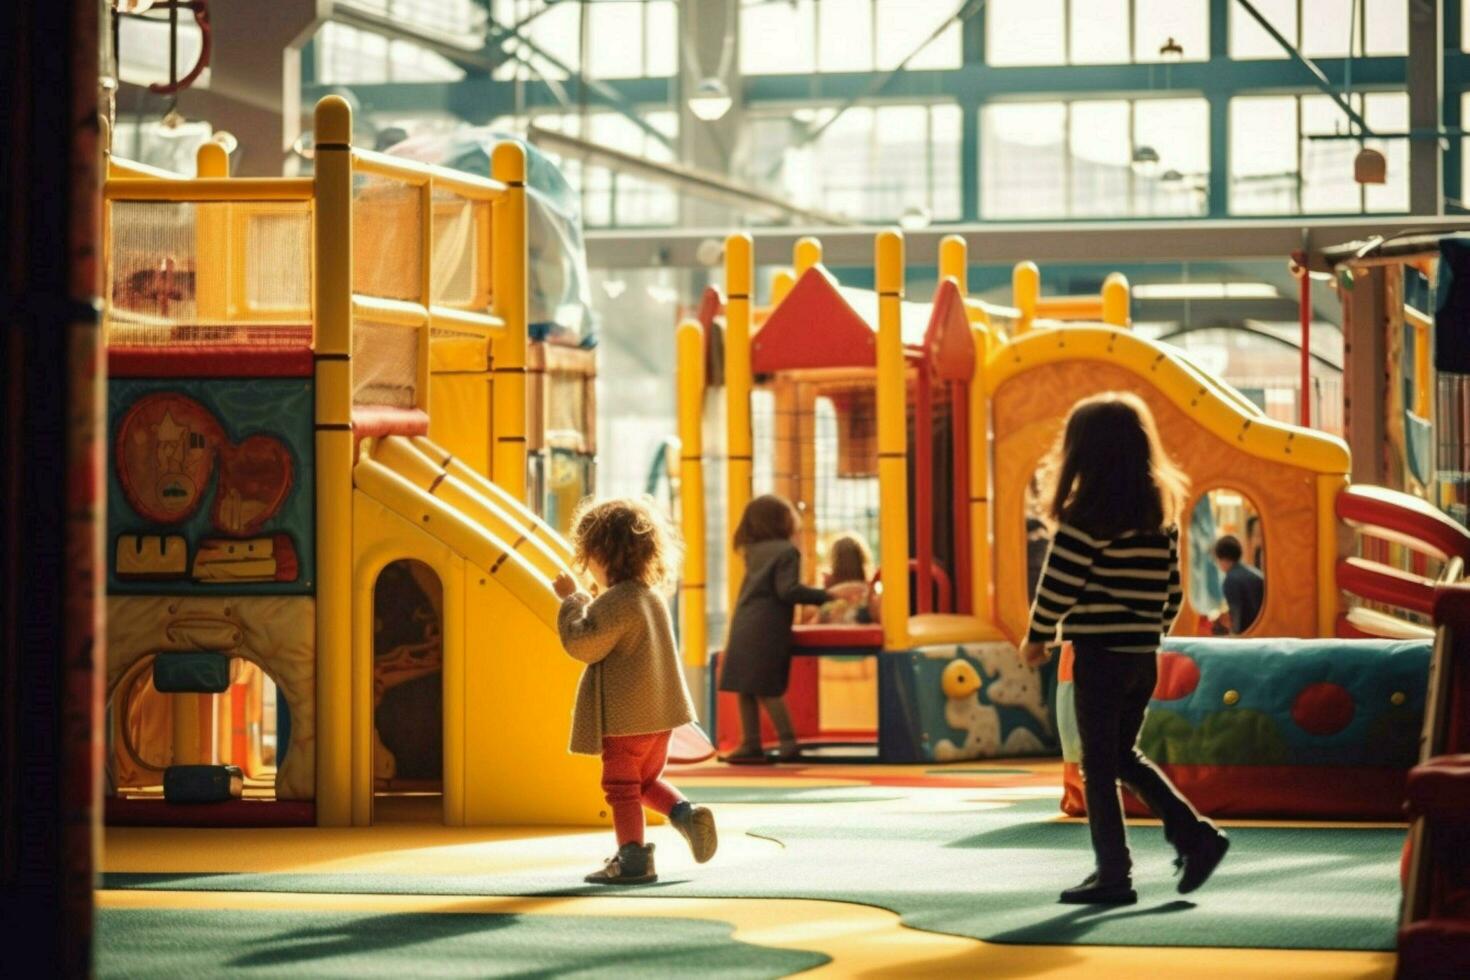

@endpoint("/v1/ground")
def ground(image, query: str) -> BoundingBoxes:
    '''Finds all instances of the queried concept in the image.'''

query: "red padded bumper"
[1406,754,1470,821]
[791,624,884,649]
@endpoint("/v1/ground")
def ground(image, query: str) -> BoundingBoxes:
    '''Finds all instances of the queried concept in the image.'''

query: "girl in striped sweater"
[1021,392,1229,906]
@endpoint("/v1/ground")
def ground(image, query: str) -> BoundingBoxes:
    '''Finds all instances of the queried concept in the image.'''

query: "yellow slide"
[352,436,605,827]
[987,325,1350,642]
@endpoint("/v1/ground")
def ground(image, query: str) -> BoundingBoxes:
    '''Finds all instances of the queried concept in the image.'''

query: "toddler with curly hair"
[554,496,716,885]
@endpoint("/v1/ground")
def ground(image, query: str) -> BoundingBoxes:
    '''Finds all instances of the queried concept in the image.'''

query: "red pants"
[601,730,684,846]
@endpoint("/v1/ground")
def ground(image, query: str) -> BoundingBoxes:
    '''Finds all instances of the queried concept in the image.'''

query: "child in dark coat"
[718,494,828,764]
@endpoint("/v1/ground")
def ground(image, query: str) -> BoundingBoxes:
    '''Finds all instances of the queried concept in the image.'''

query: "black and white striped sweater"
[1025,522,1183,654]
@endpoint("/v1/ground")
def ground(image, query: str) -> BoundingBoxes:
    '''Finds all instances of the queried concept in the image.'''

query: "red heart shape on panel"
[212,434,294,536]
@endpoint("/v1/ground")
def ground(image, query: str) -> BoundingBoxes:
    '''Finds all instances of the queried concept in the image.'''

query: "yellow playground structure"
[102,96,601,828]
[678,230,1372,758]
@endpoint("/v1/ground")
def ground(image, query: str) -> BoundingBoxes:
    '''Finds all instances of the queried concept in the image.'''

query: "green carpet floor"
[97,908,827,979]
[683,786,902,804]
[104,799,1405,952]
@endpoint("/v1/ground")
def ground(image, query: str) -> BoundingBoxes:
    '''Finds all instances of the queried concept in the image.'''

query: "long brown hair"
[733,494,800,551]
[1043,392,1188,537]
[569,496,680,591]
[826,533,870,585]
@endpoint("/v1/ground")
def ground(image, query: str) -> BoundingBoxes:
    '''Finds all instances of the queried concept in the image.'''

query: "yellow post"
[169,133,220,744]
[939,234,968,293]
[491,142,529,502]
[1101,271,1130,328]
[969,325,993,625]
[876,230,910,650]
[725,233,755,616]
[416,174,434,413]
[1013,261,1039,334]
[794,236,822,276]
[313,95,356,827]
[194,141,230,320]
[1411,314,1432,417]
[676,320,708,667]
[770,268,795,307]
[1316,473,1347,636]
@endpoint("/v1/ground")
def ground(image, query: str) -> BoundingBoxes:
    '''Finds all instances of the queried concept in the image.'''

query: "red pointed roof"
[924,279,977,382]
[751,267,877,373]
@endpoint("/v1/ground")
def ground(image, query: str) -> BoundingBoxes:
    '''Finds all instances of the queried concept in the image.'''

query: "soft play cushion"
[1057,637,1432,819]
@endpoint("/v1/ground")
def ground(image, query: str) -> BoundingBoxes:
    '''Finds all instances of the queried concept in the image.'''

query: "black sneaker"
[719,748,771,766]
[1059,872,1138,905]
[669,802,718,863]
[584,842,657,885]
[1175,827,1230,894]
[771,744,803,764]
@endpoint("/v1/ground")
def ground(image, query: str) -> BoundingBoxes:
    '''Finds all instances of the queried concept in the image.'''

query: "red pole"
[914,362,934,615]
[951,381,972,615]
[1296,250,1311,428]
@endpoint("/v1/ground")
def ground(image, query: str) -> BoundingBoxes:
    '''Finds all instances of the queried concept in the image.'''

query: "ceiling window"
[745,102,962,223]
[1231,0,1407,59]
[532,110,680,228]
[988,0,1207,66]
[316,22,466,84]
[586,1,678,79]
[1229,91,1408,215]
[744,0,961,75]
[982,97,1210,218]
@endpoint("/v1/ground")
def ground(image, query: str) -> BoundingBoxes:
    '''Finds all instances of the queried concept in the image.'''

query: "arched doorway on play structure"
[373,559,444,818]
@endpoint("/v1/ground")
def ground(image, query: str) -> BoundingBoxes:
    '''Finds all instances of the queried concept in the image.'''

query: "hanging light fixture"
[685,3,738,123]
[1158,36,1184,61]
[898,204,932,230]
[1354,146,1387,185]
[688,76,733,122]
[1131,144,1161,178]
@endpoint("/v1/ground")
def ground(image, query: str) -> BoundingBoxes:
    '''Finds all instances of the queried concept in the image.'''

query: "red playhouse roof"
[924,279,977,382]
[751,267,877,373]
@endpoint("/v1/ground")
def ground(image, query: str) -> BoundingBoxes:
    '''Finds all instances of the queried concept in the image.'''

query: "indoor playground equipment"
[676,230,1469,804]
[101,96,603,828]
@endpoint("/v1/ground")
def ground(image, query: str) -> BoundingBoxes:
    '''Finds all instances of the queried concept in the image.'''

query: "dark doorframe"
[0,1,105,975]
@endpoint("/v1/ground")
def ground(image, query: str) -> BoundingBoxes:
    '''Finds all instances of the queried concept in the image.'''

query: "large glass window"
[585,2,678,79]
[1230,92,1408,215]
[532,110,680,228]
[989,0,1207,65]
[743,0,961,74]
[745,102,962,223]
[491,0,584,80]
[316,22,466,84]
[1231,0,1407,59]
[982,97,1209,218]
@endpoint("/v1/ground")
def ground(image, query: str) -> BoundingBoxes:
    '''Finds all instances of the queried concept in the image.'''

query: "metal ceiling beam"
[1232,0,1373,134]
[583,216,1470,270]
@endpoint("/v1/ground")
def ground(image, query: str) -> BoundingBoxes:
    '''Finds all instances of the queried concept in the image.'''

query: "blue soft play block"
[163,764,244,803]
[152,652,231,694]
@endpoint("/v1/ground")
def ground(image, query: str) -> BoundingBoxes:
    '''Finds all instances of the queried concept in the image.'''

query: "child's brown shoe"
[584,842,657,885]
[670,801,718,863]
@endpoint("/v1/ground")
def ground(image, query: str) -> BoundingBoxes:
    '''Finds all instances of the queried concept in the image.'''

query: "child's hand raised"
[552,571,579,599]
[1019,642,1052,669]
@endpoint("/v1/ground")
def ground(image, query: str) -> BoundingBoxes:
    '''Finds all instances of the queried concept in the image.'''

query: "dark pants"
[1073,643,1206,881]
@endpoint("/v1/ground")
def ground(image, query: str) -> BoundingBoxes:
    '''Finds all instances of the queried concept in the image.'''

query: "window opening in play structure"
[751,386,881,582]
[108,654,284,802]
[1188,488,1266,637]
[373,559,445,804]
[105,199,312,349]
